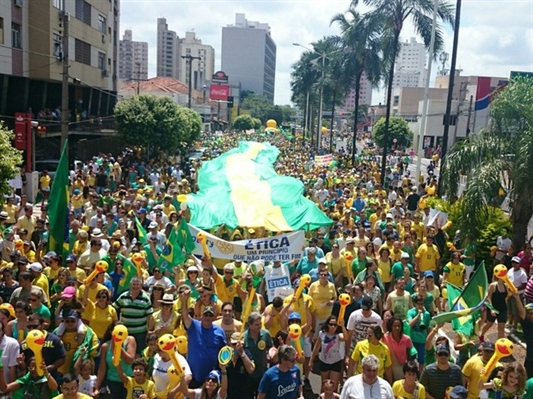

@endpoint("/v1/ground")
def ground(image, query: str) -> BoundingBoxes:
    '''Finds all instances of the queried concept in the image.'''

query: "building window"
[75,0,91,25]
[53,0,63,9]
[53,32,62,59]
[75,38,91,65]
[98,15,106,34]
[98,52,105,70]
[0,18,3,45]
[11,23,21,49]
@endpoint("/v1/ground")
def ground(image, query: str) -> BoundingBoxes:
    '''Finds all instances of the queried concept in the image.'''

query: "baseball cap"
[288,312,301,321]
[230,332,241,344]
[424,271,434,278]
[66,254,77,262]
[29,263,43,272]
[66,276,78,284]
[401,252,410,259]
[44,251,57,259]
[206,370,221,384]
[64,310,79,319]
[187,266,199,273]
[481,341,495,352]
[436,344,450,355]
[346,237,355,244]
[62,286,77,298]
[386,213,393,218]
[137,208,147,214]
[318,258,327,265]
[448,385,468,399]
[148,221,158,229]
[511,256,521,263]
[361,296,373,311]
[202,306,215,315]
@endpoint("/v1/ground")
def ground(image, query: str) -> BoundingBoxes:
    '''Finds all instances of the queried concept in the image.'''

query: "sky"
[120,0,533,105]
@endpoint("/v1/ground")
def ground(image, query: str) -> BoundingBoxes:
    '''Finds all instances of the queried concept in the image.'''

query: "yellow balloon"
[266,119,277,128]
[441,288,448,299]
[177,194,188,202]
[321,126,328,134]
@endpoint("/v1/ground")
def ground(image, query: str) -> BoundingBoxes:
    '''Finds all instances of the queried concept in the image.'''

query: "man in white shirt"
[346,296,383,354]
[340,354,393,399]
[508,256,528,333]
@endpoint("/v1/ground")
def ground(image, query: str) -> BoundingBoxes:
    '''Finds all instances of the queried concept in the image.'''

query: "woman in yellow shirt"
[392,360,427,399]
[147,294,179,336]
[82,287,118,340]
[377,247,393,292]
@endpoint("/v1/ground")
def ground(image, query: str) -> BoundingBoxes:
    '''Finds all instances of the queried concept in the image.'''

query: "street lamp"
[294,42,327,151]
[181,55,201,108]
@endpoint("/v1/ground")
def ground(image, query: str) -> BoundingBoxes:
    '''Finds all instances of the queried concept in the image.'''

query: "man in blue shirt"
[257,345,303,399]
[180,289,226,388]
[296,247,318,275]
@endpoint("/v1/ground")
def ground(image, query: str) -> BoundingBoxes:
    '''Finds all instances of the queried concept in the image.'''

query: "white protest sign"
[188,224,305,262]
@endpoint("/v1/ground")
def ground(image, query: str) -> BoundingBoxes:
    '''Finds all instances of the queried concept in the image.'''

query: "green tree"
[442,77,533,250]
[332,9,383,163]
[0,122,23,201]
[372,116,413,148]
[233,114,256,131]
[114,95,201,154]
[252,118,262,130]
[354,0,454,182]
[240,94,273,123]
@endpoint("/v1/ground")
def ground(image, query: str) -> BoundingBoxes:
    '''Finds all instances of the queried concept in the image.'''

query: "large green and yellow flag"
[48,140,70,257]
[135,216,148,245]
[433,261,488,333]
[176,217,195,255]
[186,141,332,230]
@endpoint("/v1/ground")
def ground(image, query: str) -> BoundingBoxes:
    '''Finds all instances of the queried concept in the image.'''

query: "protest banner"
[188,224,305,262]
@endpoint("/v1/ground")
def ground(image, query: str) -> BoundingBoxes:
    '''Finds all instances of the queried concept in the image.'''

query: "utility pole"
[136,62,141,95]
[451,81,468,145]
[466,95,473,136]
[60,9,69,157]
[181,55,201,109]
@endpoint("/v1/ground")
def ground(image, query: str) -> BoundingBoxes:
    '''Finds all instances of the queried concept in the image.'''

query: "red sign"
[210,84,229,101]
[14,113,27,150]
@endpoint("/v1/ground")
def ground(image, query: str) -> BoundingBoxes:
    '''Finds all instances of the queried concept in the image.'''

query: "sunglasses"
[437,352,449,357]
[65,319,77,323]
[224,271,234,275]
[328,323,337,327]
[153,270,161,273]
[206,378,218,384]
[97,295,108,299]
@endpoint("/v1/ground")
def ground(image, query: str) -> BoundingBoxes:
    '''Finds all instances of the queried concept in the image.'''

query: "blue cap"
[288,312,301,320]
[66,254,77,262]
[207,370,221,384]
[137,208,147,214]
[424,271,434,278]
[73,189,81,195]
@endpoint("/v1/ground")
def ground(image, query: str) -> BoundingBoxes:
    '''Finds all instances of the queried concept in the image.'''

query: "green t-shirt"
[351,257,370,277]
[391,262,414,282]
[523,377,533,399]
[463,242,477,267]
[13,373,58,399]
[406,308,431,344]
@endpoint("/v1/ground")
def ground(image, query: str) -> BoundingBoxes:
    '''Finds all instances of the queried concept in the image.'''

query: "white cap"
[401,252,410,259]
[148,221,158,229]
[386,213,393,218]
[318,258,327,264]
[29,262,43,272]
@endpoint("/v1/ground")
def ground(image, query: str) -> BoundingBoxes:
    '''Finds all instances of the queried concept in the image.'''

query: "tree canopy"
[0,122,23,200]
[240,94,295,124]
[372,116,413,149]
[114,95,201,154]
[442,77,533,248]
[233,114,261,131]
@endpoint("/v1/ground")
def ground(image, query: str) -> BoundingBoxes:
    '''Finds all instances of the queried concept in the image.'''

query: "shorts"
[486,308,507,323]
[319,360,343,373]
[413,341,426,365]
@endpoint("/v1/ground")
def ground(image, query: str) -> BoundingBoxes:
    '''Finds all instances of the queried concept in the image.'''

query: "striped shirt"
[114,290,153,334]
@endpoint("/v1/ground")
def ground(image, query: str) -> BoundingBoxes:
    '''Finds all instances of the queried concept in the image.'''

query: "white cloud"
[120,0,533,104]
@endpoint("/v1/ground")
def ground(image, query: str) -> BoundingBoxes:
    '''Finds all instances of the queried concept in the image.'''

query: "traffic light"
[36,126,47,136]
[227,96,234,108]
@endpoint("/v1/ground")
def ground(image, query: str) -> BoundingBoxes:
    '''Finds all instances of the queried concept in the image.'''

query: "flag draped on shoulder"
[48,140,70,257]
[118,256,138,294]
[185,141,332,231]
[433,261,488,332]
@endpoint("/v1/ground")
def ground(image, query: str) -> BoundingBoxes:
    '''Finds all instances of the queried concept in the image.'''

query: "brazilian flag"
[157,225,185,272]
[48,140,70,257]
[135,216,148,244]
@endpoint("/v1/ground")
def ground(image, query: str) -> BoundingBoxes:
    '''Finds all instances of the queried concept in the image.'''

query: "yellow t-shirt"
[264,304,283,338]
[40,175,51,188]
[3,204,18,224]
[33,274,50,304]
[283,293,316,332]
[415,244,440,272]
[78,283,108,303]
[443,261,465,287]
[351,339,392,377]
[85,300,118,339]
[462,354,501,399]
[67,267,87,282]
[125,376,156,399]
[411,221,425,239]
[214,273,239,303]
[308,281,337,319]
[377,258,392,283]
[392,380,427,399]
[71,194,84,209]
[53,394,93,399]
[161,203,176,217]
[43,266,61,282]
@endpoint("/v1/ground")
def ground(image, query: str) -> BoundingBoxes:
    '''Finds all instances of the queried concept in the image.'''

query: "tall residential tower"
[119,29,148,81]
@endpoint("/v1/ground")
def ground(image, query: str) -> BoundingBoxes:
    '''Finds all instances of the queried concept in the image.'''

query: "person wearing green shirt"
[351,250,370,278]
[391,254,414,287]
[524,377,533,399]
[407,295,431,370]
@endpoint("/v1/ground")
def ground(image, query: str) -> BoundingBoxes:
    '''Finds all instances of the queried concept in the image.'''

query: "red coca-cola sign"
[14,113,27,150]
[210,84,229,101]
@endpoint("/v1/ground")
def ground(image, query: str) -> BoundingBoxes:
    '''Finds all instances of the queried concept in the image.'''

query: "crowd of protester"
[0,130,531,399]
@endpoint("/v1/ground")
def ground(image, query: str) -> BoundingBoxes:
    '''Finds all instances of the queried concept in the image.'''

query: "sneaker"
[304,379,312,390]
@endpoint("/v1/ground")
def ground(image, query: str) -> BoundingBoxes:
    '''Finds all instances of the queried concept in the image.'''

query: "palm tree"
[331,8,383,164]
[441,77,533,249]
[352,0,454,183]
[290,52,320,145]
